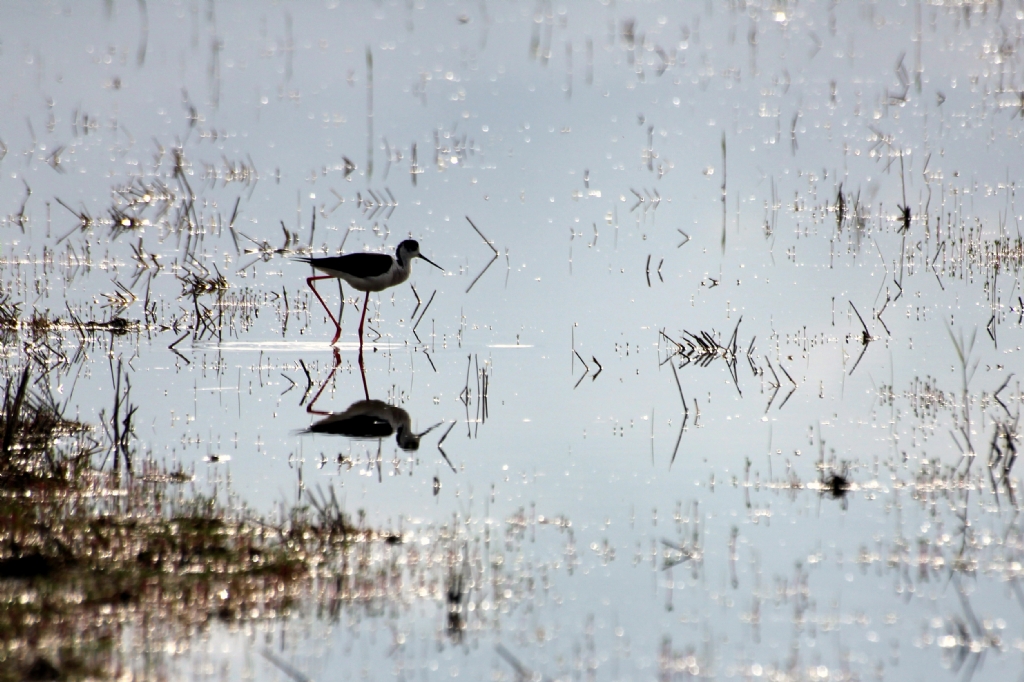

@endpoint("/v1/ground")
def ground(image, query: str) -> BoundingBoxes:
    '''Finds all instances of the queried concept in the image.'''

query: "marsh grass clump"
[0,297,20,349]
[0,296,19,331]
[821,470,852,510]
[25,311,62,338]
[178,268,229,299]
[0,368,92,475]
[107,204,147,239]
[110,177,177,239]
[0,300,139,344]
[2,307,89,343]
[0,366,364,681]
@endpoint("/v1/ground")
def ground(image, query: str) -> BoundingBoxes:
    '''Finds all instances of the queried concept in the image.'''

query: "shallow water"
[2,1,1024,679]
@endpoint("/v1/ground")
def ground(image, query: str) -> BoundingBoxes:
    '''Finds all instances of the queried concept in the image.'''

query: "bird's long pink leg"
[305,348,342,415]
[357,294,370,351]
[357,347,369,400]
[306,275,342,343]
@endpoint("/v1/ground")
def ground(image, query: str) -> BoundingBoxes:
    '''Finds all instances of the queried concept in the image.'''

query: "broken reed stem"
[1,367,31,457]
[413,290,435,333]
[466,216,498,255]
[366,47,374,180]
[721,132,727,252]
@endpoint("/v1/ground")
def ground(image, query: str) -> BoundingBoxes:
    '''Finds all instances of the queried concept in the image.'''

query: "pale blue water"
[2,1,1024,679]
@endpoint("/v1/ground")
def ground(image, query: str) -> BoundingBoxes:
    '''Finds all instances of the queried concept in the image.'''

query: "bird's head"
[397,240,443,271]
[395,426,421,451]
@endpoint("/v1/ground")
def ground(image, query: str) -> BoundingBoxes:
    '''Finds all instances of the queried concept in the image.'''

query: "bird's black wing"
[308,414,394,438]
[299,252,395,278]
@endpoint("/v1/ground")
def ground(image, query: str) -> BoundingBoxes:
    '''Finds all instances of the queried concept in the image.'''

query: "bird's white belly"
[339,267,410,292]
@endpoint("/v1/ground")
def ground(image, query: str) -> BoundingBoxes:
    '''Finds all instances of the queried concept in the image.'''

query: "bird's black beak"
[419,254,444,271]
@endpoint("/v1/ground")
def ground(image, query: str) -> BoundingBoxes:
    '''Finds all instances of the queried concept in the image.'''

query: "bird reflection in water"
[304,399,424,451]
[299,349,450,478]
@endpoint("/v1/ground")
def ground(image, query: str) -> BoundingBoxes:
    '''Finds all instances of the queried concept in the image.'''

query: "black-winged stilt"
[298,239,442,345]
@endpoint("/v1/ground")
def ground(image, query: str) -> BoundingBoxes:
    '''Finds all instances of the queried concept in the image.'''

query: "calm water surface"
[2,1,1024,679]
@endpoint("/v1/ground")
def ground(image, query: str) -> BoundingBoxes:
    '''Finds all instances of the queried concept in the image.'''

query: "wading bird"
[298,239,443,345]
